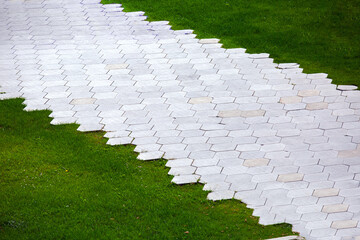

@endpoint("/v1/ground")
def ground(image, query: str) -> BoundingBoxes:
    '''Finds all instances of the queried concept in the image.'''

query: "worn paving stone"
[243,158,269,167]
[1,0,360,239]
[189,96,212,104]
[331,220,358,229]
[277,173,304,183]
[280,96,302,104]
[322,204,349,213]
[313,188,340,197]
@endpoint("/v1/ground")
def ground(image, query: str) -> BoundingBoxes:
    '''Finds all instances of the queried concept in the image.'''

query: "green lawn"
[103,0,360,87]
[0,99,296,239]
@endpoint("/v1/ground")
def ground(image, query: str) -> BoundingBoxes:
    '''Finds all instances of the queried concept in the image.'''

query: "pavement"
[0,0,359,239]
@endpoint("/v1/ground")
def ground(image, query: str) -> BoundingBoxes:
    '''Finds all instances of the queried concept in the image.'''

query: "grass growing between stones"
[103,0,360,87]
[0,99,296,239]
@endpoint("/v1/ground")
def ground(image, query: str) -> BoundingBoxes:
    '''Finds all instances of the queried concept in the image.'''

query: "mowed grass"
[0,99,296,239]
[103,0,360,87]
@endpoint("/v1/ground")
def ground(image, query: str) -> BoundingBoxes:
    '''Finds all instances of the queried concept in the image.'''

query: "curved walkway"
[1,0,359,239]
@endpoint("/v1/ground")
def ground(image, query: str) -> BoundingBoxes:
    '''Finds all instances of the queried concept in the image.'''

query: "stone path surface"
[1,0,360,239]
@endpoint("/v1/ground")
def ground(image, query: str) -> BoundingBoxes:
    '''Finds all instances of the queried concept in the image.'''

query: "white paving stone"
[1,0,360,239]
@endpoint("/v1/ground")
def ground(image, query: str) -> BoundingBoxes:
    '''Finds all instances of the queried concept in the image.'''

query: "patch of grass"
[102,0,360,87]
[0,99,295,239]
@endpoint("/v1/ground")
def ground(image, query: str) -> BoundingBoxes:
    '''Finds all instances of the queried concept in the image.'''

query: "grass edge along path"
[102,0,360,87]
[0,98,297,239]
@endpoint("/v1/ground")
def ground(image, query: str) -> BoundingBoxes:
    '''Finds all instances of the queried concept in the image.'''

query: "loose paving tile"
[1,0,360,239]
